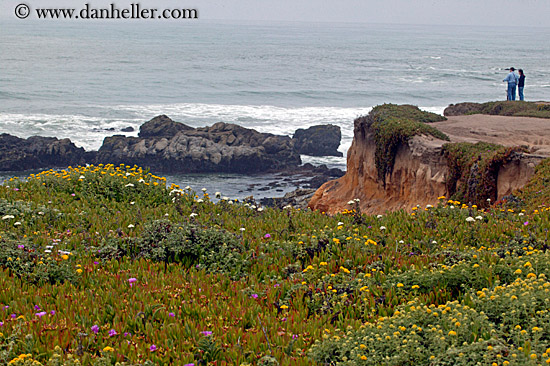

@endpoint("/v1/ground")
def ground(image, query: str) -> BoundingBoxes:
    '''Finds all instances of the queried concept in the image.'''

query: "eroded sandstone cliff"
[309,107,545,215]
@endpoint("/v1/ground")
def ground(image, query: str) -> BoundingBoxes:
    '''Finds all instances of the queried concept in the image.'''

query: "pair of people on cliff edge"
[503,67,526,101]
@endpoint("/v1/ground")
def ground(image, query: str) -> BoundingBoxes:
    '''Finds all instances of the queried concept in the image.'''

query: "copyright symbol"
[15,4,30,19]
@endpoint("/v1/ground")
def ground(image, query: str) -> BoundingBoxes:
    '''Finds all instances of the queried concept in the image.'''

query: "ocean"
[1,20,549,198]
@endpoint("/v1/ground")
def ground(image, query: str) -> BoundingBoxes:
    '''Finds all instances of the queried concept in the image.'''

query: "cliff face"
[308,117,449,214]
[309,113,542,215]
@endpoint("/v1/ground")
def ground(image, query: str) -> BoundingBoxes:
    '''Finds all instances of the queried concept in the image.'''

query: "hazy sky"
[1,0,550,27]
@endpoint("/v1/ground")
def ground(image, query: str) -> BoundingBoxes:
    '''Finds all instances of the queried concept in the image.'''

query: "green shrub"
[97,219,249,277]
[0,235,79,285]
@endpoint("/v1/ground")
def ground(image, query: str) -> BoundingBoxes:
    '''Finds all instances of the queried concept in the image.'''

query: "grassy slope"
[0,162,550,365]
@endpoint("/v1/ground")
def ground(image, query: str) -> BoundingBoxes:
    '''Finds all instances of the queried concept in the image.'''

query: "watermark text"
[15,3,199,20]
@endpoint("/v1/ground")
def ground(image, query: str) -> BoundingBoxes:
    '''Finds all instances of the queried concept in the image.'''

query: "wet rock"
[97,116,302,173]
[260,188,317,210]
[138,114,194,138]
[0,134,91,171]
[292,124,342,156]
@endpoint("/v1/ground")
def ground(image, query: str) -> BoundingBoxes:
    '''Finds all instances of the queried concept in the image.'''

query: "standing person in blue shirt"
[503,67,519,101]
[518,69,526,101]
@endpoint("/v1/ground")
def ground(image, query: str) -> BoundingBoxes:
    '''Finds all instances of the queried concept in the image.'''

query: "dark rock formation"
[292,124,342,156]
[297,163,345,189]
[260,188,317,209]
[96,117,301,173]
[138,114,194,138]
[0,134,91,171]
[0,116,345,174]
[121,126,135,132]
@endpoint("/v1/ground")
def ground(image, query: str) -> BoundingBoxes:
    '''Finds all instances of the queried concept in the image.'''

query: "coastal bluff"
[309,102,550,214]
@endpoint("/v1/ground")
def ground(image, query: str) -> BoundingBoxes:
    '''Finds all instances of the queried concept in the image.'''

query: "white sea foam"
[0,103,446,170]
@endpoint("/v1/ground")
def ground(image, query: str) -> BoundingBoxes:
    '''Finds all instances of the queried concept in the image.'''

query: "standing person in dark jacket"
[518,69,526,101]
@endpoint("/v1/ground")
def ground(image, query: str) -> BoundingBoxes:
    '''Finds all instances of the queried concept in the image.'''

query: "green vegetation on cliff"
[510,157,550,209]
[446,101,550,119]
[366,104,448,184]
[442,142,525,205]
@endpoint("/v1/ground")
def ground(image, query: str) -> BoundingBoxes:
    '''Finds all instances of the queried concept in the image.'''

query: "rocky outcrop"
[292,125,342,156]
[138,114,193,138]
[0,134,91,171]
[96,117,301,173]
[308,111,544,215]
[0,116,343,174]
[260,188,317,210]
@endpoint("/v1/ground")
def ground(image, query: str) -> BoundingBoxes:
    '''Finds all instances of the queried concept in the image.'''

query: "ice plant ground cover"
[0,163,550,365]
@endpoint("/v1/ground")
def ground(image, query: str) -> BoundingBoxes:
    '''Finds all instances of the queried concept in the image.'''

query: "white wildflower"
[426,204,433,208]
[347,200,356,205]
[125,183,134,187]
[250,205,257,210]
[354,198,360,203]
[240,228,246,231]
[185,186,191,190]
[399,240,404,244]
[215,192,221,198]
[475,216,483,220]
[189,213,198,218]
[45,249,52,253]
[432,240,437,244]
[128,224,135,228]
[138,179,145,183]
[518,213,524,216]
[14,221,22,226]
[79,175,85,179]
[201,188,207,192]
[380,226,386,231]
[283,205,292,210]
[222,196,229,201]
[164,213,169,217]
[377,214,383,219]
[130,201,135,205]
[465,217,475,222]
[450,205,455,209]
[38,212,44,215]
[196,199,204,203]
[337,222,344,226]
[228,200,234,205]
[257,207,264,212]
[2,215,15,220]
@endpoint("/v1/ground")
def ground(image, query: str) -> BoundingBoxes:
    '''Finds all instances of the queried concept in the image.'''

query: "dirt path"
[432,115,550,156]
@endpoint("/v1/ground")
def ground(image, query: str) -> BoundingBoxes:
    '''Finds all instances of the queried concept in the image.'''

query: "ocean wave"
[0,103,447,154]
[113,102,373,137]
